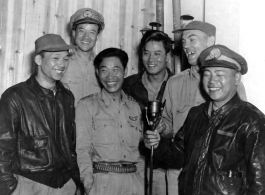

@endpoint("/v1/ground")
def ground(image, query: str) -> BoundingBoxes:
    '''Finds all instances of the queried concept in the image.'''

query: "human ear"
[235,72,241,86]
[207,36,216,47]
[124,66,128,77]
[34,55,42,66]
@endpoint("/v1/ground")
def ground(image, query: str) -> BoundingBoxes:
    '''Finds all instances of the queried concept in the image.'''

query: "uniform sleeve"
[244,119,265,194]
[0,93,18,195]
[75,100,94,194]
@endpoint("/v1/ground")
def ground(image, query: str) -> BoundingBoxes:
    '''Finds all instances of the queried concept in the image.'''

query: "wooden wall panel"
[0,0,174,95]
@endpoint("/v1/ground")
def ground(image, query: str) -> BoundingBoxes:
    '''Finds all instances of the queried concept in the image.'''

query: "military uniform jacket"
[75,89,144,190]
[154,94,265,195]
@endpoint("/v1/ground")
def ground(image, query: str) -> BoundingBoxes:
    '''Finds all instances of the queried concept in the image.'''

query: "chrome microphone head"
[147,101,162,117]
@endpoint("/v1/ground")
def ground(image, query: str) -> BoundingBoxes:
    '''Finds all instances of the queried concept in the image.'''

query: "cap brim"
[38,45,77,54]
[73,18,101,27]
[45,45,77,51]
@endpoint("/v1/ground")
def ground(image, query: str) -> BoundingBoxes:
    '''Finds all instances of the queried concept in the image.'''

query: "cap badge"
[209,48,221,59]
[83,10,93,18]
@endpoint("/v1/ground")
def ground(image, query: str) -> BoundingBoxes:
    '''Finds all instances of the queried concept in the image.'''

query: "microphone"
[145,100,165,131]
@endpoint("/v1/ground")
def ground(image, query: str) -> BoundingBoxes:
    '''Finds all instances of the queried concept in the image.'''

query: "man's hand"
[144,130,161,149]
[155,118,166,134]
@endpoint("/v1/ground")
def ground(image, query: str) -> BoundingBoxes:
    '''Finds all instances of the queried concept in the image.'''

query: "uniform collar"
[99,88,128,107]
[204,93,241,120]
[26,74,71,101]
[190,66,201,81]
[142,70,169,87]
[128,68,174,85]
[71,49,96,61]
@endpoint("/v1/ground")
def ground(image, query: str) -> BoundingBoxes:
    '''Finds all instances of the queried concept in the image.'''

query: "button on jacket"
[0,74,80,195]
[75,89,144,194]
[61,50,101,106]
[154,94,265,195]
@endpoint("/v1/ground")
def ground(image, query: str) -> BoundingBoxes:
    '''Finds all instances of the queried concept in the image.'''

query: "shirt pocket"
[127,117,142,147]
[18,136,51,172]
[92,118,117,144]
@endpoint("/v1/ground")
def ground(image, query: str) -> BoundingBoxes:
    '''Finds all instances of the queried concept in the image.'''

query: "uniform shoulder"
[1,81,27,98]
[78,93,99,104]
[168,69,190,81]
[240,101,265,120]
[166,69,190,87]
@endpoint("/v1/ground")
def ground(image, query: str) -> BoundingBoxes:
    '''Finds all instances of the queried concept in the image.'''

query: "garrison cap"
[199,45,248,75]
[173,21,216,37]
[70,8,105,32]
[35,34,76,55]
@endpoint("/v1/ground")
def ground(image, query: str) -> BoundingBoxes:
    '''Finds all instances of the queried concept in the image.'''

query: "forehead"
[99,56,123,68]
[182,29,208,39]
[76,23,99,31]
[144,41,166,52]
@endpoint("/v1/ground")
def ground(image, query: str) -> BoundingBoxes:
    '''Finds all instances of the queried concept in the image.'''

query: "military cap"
[70,8,105,31]
[199,45,248,75]
[173,21,216,37]
[35,34,76,55]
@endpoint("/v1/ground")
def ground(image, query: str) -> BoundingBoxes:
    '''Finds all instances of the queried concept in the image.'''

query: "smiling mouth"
[54,69,64,75]
[186,51,196,58]
[147,63,156,67]
[209,87,220,91]
[107,82,117,86]
[81,41,91,44]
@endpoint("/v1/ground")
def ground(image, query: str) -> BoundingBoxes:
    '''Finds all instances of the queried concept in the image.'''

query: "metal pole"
[156,0,164,31]
[172,0,181,74]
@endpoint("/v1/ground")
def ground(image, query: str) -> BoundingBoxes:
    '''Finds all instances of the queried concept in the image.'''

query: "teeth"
[54,70,63,74]
[209,87,220,91]
[107,82,117,86]
[82,41,90,44]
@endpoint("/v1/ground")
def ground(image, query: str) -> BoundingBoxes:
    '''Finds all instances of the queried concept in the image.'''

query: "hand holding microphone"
[144,100,165,149]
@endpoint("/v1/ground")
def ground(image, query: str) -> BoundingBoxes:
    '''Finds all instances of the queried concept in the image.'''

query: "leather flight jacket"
[154,94,265,195]
[0,74,81,195]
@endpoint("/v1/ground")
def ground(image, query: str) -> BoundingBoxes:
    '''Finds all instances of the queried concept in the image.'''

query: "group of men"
[0,6,264,195]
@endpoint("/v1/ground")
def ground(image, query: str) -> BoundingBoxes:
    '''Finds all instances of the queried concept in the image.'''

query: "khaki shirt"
[163,68,247,134]
[142,71,169,101]
[61,50,101,106]
[75,89,144,188]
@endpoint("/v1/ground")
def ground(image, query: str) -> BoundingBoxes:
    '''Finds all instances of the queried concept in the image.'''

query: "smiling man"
[75,48,145,195]
[123,30,174,195]
[61,8,105,106]
[161,21,247,195]
[145,45,265,195]
[0,34,83,195]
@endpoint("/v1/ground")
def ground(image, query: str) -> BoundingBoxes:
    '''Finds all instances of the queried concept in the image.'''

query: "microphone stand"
[145,100,166,195]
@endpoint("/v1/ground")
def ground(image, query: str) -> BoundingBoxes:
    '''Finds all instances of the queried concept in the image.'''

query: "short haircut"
[140,30,172,54]
[94,48,129,70]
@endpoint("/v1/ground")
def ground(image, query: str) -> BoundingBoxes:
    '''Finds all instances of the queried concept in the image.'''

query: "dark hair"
[140,30,172,54]
[94,48,129,69]
[137,30,172,71]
